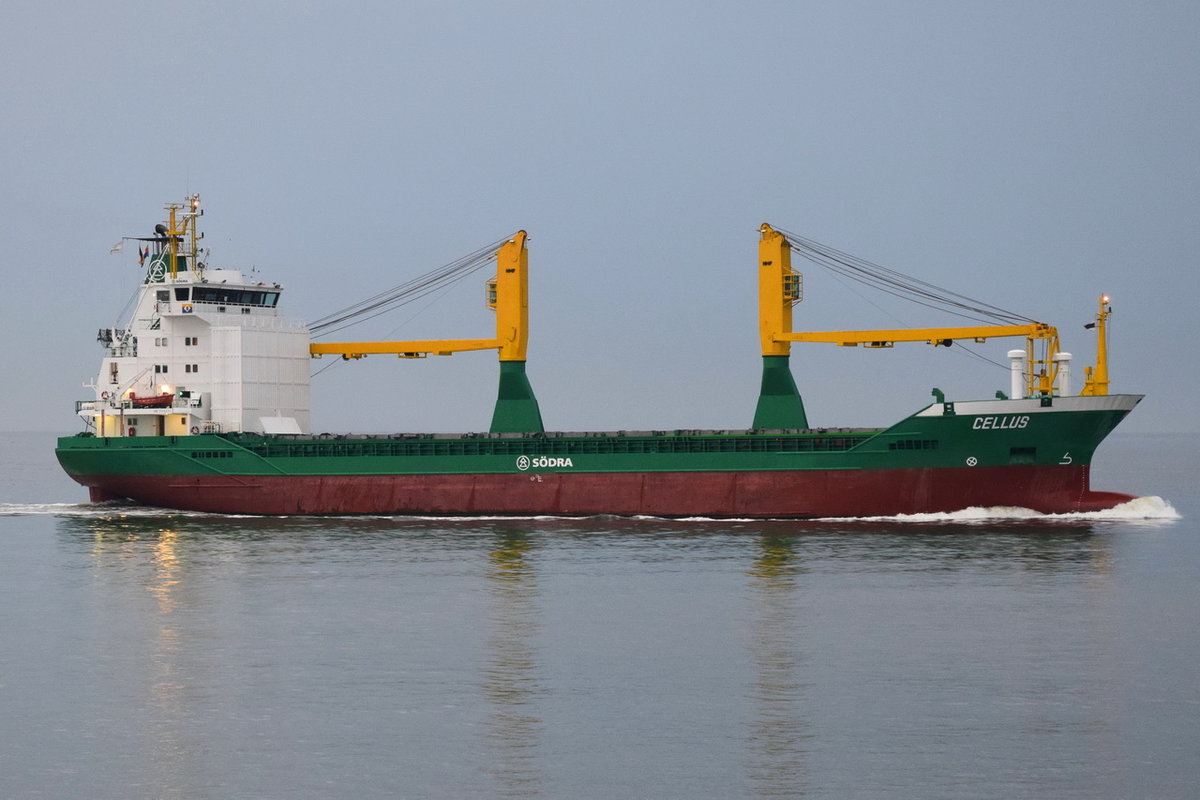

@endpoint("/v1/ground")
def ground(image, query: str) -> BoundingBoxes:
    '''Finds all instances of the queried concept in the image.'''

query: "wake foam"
[0,502,214,518]
[0,496,1180,525]
[815,496,1180,524]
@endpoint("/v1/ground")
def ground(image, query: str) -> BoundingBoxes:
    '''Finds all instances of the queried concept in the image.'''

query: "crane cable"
[308,233,516,338]
[774,227,1040,327]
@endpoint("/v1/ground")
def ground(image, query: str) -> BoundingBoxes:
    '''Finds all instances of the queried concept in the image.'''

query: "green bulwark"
[490,361,544,433]
[753,355,808,429]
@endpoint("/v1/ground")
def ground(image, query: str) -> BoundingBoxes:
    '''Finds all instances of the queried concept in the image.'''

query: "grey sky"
[3,0,1196,434]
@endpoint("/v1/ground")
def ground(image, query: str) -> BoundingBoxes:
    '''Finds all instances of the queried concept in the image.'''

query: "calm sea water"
[1,432,1194,800]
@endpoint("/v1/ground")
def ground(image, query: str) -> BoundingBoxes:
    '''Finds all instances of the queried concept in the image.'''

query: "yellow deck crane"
[309,231,543,433]
[753,224,1111,428]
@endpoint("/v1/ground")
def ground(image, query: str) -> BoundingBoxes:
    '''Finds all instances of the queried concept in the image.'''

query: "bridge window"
[192,287,282,307]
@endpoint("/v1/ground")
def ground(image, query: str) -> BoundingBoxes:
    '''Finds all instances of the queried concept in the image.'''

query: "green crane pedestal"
[490,361,545,433]
[752,355,808,430]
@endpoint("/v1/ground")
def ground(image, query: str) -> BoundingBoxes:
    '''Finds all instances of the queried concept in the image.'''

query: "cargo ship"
[56,197,1141,517]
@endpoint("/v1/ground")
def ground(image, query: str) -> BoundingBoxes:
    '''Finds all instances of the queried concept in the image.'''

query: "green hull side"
[57,395,1139,480]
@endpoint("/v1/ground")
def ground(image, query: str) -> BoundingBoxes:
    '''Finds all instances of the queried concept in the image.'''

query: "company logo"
[181,303,194,314]
[516,455,574,471]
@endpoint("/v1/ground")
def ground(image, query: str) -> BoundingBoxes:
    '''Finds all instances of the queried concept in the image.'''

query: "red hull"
[83,465,1135,517]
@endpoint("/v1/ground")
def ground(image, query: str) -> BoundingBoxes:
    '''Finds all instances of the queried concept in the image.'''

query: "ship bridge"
[79,196,311,438]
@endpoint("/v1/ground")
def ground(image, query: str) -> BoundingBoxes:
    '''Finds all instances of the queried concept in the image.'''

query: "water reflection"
[483,529,544,797]
[736,520,1113,578]
[148,529,182,614]
[143,528,199,800]
[54,509,506,556]
[747,535,809,798]
[63,520,205,798]
[47,511,1125,799]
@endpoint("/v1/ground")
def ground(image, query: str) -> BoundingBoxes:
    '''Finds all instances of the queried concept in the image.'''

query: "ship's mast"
[1080,294,1111,396]
[162,194,202,279]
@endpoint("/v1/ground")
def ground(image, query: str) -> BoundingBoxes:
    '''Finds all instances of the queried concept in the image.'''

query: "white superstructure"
[80,196,311,437]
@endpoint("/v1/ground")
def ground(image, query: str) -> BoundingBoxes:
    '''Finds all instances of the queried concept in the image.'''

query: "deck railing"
[75,395,204,414]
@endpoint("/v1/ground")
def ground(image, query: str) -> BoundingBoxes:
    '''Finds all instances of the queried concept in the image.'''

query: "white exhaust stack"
[1055,352,1072,397]
[1008,349,1026,399]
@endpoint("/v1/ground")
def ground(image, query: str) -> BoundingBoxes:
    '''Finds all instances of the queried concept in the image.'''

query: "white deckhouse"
[81,196,310,437]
